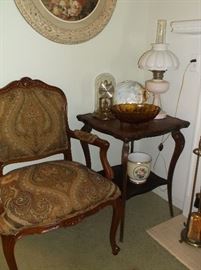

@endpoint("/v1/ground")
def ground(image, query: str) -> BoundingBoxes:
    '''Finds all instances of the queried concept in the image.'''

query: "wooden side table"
[77,113,190,241]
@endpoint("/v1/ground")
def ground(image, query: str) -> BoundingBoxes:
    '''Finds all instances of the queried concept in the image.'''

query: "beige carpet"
[0,193,188,270]
[147,215,201,270]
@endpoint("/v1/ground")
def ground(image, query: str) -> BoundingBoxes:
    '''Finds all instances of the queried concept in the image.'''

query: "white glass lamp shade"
[138,43,179,71]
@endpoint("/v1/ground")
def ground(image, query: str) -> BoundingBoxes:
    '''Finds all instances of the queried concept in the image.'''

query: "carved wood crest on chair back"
[0,77,121,270]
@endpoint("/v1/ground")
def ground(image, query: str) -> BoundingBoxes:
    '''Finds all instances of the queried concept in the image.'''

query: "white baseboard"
[153,188,183,212]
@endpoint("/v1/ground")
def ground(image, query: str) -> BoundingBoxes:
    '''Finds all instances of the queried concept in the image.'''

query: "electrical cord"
[153,59,197,173]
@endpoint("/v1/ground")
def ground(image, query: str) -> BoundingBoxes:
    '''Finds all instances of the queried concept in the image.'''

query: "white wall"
[183,70,201,216]
[138,0,201,211]
[0,0,201,212]
[0,0,149,170]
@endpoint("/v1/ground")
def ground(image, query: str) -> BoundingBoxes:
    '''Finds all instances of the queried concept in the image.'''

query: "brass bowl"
[111,104,160,124]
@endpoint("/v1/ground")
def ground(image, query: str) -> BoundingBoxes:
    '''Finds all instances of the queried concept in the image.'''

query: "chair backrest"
[0,77,70,167]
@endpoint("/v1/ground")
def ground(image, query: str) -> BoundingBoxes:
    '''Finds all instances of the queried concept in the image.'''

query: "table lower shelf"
[98,164,167,199]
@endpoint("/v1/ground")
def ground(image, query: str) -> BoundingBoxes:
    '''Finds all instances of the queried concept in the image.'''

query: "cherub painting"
[41,0,99,21]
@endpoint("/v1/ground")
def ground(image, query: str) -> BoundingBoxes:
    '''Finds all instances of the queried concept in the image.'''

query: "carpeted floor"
[0,192,189,270]
[147,215,201,270]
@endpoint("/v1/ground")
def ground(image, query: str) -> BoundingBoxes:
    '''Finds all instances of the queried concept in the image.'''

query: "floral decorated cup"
[127,152,152,184]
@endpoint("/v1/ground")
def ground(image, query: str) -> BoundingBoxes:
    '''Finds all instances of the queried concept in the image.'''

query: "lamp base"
[155,109,167,119]
[145,80,169,119]
[145,79,169,95]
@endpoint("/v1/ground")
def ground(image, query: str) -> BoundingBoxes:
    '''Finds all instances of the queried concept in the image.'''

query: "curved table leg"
[120,141,129,242]
[80,124,92,168]
[168,130,185,216]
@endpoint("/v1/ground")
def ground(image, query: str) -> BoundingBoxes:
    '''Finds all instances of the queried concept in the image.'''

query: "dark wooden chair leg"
[1,235,18,270]
[110,197,122,255]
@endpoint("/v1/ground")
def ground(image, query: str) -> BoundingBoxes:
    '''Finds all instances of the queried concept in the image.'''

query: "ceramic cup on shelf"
[127,152,152,184]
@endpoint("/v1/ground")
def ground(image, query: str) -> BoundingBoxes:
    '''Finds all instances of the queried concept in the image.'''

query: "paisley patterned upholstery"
[0,78,122,267]
[0,86,68,163]
[0,160,120,235]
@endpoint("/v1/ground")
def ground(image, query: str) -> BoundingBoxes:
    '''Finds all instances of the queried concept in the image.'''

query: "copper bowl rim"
[112,103,160,111]
[111,103,160,123]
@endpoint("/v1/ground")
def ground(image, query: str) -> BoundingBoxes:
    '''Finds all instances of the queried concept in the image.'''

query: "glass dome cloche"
[114,80,148,105]
[112,80,160,124]
[93,73,116,120]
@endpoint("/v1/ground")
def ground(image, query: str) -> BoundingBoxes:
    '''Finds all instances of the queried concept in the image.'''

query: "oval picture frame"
[15,0,117,44]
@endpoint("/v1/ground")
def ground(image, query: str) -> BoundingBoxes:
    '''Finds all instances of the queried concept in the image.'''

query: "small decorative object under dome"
[114,80,147,105]
[93,73,116,120]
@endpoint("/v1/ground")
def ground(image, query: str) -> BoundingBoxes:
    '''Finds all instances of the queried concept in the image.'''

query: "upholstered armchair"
[0,77,122,270]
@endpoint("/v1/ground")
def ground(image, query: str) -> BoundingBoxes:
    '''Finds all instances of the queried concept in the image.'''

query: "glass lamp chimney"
[156,19,167,43]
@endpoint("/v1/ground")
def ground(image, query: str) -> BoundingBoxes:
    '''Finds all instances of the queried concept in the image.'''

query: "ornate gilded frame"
[14,0,117,44]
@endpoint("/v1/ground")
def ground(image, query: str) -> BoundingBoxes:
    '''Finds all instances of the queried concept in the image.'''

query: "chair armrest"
[69,130,114,179]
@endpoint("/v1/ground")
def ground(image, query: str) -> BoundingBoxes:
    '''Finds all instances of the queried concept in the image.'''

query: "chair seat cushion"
[0,160,120,235]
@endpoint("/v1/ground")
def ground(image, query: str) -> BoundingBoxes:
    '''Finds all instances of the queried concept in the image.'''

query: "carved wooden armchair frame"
[0,77,122,270]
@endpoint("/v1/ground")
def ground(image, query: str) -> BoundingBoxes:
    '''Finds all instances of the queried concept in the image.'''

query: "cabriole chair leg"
[110,197,122,255]
[1,235,18,270]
